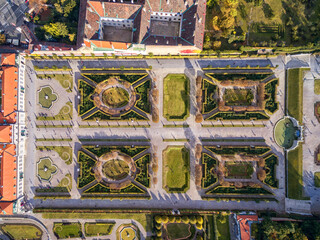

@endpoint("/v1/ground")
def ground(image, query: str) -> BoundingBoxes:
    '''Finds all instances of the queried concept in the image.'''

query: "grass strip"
[287,143,309,200]
[163,139,189,142]
[37,125,73,128]
[79,138,150,142]
[202,124,265,128]
[287,68,310,124]
[201,138,265,142]
[163,124,189,128]
[36,138,72,142]
[78,125,150,128]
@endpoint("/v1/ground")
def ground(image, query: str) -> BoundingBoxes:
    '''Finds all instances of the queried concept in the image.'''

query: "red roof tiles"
[237,215,259,240]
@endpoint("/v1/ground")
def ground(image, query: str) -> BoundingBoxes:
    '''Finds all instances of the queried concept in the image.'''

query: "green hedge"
[206,186,272,195]
[264,79,279,114]
[77,151,96,189]
[135,79,151,114]
[84,109,148,121]
[83,183,146,194]
[78,80,95,116]
[35,187,69,193]
[205,146,270,155]
[202,154,217,189]
[264,154,278,188]
[203,79,217,114]
[83,145,149,158]
[135,154,150,188]
[83,73,147,84]
[207,111,269,120]
[206,73,273,81]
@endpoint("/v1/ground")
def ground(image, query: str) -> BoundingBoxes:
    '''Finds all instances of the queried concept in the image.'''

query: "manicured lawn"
[288,143,306,199]
[1,224,43,240]
[216,215,230,240]
[37,74,73,92]
[57,173,72,191]
[163,74,189,121]
[223,88,253,106]
[37,146,73,165]
[38,86,58,109]
[287,68,309,124]
[166,223,193,239]
[314,172,320,187]
[40,211,151,234]
[315,79,320,95]
[37,101,73,120]
[163,146,190,193]
[53,222,82,239]
[84,222,115,237]
[102,159,130,180]
[274,118,297,149]
[37,157,57,181]
[225,161,254,178]
[102,87,129,108]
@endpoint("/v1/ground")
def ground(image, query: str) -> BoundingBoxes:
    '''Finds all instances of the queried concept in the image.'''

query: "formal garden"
[53,222,82,239]
[34,146,74,198]
[116,223,140,240]
[0,224,43,240]
[153,215,204,239]
[85,222,115,237]
[201,68,278,120]
[78,69,151,121]
[162,146,190,193]
[77,144,151,199]
[163,74,190,121]
[201,145,278,200]
[36,71,74,122]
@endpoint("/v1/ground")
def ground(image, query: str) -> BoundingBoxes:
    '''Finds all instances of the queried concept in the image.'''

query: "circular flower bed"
[102,159,130,180]
[102,87,129,108]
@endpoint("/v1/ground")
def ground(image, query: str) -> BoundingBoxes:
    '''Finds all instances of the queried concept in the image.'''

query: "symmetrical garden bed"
[162,146,190,193]
[77,144,151,199]
[163,74,190,121]
[78,70,151,121]
[201,145,278,199]
[202,68,278,120]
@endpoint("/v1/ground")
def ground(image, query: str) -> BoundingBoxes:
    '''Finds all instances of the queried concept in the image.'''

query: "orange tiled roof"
[112,42,129,50]
[1,54,15,66]
[0,202,13,215]
[0,66,18,123]
[90,40,113,49]
[237,215,259,240]
[0,144,16,202]
[0,126,12,143]
[88,1,104,17]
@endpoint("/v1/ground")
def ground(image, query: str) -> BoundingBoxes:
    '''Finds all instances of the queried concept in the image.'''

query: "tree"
[54,0,76,17]
[44,22,69,38]
[0,34,6,45]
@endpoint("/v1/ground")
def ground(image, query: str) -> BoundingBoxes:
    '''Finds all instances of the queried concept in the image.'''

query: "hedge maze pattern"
[202,67,279,120]
[201,145,278,200]
[77,144,151,199]
[78,69,151,121]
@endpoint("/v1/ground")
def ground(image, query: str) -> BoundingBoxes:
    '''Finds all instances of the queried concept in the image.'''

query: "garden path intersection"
[20,55,320,238]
